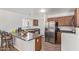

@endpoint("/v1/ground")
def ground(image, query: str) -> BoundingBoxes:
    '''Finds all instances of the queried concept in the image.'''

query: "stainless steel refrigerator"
[45,21,56,44]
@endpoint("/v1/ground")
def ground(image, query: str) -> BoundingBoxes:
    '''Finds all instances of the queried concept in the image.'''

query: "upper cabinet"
[48,16,73,26]
[57,16,73,26]
[75,8,79,27]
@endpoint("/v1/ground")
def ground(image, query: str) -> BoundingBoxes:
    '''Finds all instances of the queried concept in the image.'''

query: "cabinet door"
[75,8,79,27]
[56,32,61,44]
[35,36,42,51]
[14,37,35,51]
[74,9,77,27]
[61,33,77,51]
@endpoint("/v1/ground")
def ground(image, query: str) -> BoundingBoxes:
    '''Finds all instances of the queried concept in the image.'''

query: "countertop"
[0,28,41,41]
[11,32,42,41]
[21,28,40,33]
[60,30,76,33]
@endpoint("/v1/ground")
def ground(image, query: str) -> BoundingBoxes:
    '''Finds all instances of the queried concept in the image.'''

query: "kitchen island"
[13,34,42,51]
[12,28,42,51]
[0,28,42,51]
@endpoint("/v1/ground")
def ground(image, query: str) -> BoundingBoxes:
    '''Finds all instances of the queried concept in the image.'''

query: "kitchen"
[0,8,44,51]
[0,8,79,51]
[45,8,76,51]
[45,8,79,51]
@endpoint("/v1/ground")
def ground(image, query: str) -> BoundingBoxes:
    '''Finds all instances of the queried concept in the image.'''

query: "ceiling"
[0,8,75,16]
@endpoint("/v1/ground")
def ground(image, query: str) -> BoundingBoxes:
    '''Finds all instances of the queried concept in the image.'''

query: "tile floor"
[41,37,61,51]
[41,42,61,51]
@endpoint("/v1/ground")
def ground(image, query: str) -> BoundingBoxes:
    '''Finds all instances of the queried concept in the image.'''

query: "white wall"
[21,13,46,36]
[0,9,26,32]
[0,9,45,35]
[28,17,45,35]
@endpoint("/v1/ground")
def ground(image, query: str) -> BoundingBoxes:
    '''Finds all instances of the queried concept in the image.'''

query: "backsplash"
[58,26,74,31]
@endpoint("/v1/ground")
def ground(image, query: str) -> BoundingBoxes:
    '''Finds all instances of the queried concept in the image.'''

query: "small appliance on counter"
[26,32,34,41]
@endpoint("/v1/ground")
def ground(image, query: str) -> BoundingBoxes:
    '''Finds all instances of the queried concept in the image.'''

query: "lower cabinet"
[14,36,42,51]
[35,36,42,51]
[61,33,77,51]
[14,37,35,51]
[55,32,61,44]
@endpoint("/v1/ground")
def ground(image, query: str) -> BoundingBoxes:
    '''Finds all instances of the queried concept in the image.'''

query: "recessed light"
[40,9,46,13]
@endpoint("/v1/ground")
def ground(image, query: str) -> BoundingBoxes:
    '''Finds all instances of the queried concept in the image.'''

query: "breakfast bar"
[0,28,42,51]
[13,34,42,51]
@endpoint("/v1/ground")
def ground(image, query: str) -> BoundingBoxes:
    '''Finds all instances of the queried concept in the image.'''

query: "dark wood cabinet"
[35,36,42,51]
[55,32,61,44]
[74,9,77,27]
[48,16,73,26]
[75,8,79,27]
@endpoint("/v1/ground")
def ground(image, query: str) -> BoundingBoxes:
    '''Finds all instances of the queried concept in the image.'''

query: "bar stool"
[1,32,13,51]
[5,33,13,51]
[1,32,7,51]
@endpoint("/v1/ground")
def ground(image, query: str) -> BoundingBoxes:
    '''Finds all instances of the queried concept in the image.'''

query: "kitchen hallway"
[41,37,61,51]
[42,42,61,51]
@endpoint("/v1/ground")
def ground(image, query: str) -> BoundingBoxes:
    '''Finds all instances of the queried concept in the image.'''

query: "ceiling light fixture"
[40,9,46,13]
